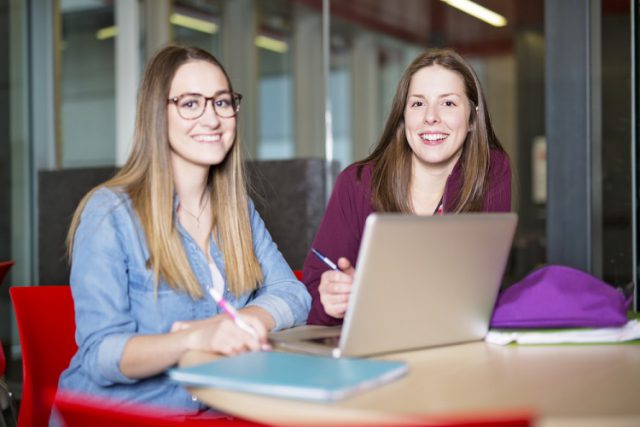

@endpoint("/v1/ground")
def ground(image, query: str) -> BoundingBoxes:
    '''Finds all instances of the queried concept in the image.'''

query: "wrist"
[175,326,197,353]
[239,306,274,331]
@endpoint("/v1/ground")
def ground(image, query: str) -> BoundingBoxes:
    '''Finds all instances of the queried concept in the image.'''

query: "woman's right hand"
[122,314,267,379]
[172,314,267,355]
[318,257,355,319]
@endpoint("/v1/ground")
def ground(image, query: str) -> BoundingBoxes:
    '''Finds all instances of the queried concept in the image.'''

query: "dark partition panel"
[0,0,12,354]
[38,167,118,285]
[38,159,335,285]
[545,0,601,274]
[247,159,336,270]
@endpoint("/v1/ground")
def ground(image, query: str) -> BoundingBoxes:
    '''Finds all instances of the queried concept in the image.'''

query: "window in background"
[328,13,423,169]
[171,0,222,58]
[40,0,638,294]
[377,39,422,131]
[257,0,294,159]
[326,0,545,283]
[328,24,352,169]
[60,0,116,167]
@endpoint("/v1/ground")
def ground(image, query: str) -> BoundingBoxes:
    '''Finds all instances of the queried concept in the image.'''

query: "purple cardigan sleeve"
[302,164,374,325]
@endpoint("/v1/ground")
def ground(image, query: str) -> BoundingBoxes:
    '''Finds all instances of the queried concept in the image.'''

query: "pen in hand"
[311,248,339,271]
[208,287,258,338]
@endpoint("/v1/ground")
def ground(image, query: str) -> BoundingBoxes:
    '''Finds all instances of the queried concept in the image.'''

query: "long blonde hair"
[67,45,262,298]
[357,48,506,213]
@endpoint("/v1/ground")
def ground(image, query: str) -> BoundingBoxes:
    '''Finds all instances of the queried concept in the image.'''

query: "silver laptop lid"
[338,212,517,357]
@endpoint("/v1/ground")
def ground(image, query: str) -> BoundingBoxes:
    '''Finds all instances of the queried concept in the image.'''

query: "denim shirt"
[56,187,311,414]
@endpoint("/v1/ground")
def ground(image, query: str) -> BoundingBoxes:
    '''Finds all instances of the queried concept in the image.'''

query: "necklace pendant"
[179,193,209,230]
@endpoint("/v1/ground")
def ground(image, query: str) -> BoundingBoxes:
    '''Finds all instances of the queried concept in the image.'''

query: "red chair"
[0,261,14,284]
[10,285,77,427]
[11,285,265,427]
[54,390,264,427]
[293,270,303,280]
[55,386,530,427]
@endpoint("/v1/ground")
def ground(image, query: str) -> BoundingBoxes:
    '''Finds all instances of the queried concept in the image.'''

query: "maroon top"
[302,149,512,325]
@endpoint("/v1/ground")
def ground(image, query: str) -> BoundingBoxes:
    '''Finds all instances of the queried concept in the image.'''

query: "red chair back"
[55,387,530,427]
[0,260,15,376]
[0,261,15,284]
[293,270,303,280]
[54,390,264,426]
[10,285,77,427]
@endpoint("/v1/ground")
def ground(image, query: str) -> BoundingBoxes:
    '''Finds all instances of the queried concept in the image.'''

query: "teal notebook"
[169,351,408,402]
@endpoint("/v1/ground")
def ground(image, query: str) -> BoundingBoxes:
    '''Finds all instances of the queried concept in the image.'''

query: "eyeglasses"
[167,92,242,120]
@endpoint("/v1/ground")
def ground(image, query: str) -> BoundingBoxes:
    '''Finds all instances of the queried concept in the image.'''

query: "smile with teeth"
[421,133,448,142]
[193,134,221,142]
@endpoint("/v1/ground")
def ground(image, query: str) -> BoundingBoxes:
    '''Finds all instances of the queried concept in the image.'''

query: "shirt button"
[191,395,198,402]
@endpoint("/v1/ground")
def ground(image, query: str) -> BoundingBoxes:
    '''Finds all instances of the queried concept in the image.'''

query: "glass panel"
[32,0,637,300]
[172,0,223,57]
[60,0,116,167]
[329,23,352,167]
[257,0,294,159]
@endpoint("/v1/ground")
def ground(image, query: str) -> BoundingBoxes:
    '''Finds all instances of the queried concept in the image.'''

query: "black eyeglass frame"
[167,92,243,120]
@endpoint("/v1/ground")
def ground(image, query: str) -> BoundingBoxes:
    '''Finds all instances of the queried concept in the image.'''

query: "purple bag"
[490,265,629,329]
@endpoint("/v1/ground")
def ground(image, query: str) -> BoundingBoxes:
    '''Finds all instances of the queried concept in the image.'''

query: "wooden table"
[180,339,640,427]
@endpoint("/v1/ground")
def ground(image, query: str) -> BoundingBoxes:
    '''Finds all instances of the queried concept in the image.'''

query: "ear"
[468,106,478,131]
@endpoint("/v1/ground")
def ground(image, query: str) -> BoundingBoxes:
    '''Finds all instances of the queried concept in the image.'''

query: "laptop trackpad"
[269,325,342,357]
[305,334,341,347]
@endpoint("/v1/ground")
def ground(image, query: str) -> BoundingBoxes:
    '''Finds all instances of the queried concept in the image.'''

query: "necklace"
[179,194,209,229]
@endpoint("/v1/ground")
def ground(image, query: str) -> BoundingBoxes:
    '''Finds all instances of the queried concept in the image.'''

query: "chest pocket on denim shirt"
[128,267,198,333]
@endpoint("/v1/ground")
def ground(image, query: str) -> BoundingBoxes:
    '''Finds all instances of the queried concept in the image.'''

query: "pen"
[311,248,339,271]
[208,287,258,338]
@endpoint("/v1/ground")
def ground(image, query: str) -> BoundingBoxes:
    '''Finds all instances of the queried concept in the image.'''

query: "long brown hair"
[67,45,262,298]
[357,48,505,213]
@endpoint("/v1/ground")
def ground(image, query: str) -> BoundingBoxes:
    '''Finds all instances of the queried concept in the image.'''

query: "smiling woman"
[301,48,512,326]
[50,45,311,423]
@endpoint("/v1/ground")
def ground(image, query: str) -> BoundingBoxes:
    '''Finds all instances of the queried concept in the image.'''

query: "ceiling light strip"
[441,0,507,27]
[255,35,288,53]
[170,13,217,34]
[96,25,117,40]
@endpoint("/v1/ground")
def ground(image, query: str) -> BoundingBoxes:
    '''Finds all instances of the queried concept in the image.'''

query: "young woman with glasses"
[53,45,311,418]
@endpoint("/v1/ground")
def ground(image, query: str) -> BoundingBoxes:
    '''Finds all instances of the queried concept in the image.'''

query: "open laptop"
[270,212,518,358]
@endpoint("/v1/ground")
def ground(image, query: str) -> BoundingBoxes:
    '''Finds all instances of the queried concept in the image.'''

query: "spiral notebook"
[169,351,408,402]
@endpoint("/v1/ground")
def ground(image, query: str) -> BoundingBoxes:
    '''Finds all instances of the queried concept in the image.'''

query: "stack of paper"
[485,319,640,345]
[169,351,408,401]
